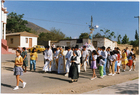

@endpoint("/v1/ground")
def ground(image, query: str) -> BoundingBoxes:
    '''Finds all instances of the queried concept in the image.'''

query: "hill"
[26,22,50,35]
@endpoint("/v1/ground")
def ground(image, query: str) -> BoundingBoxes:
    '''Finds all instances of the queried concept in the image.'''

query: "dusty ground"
[1,57,139,94]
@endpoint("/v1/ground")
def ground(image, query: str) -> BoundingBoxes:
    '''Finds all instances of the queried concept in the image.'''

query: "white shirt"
[82,50,89,58]
[75,50,81,63]
[109,55,116,62]
[101,50,108,59]
[99,59,105,66]
[55,50,60,59]
[130,51,134,54]
[91,55,97,60]
[44,49,53,61]
[98,50,102,57]
[126,49,130,56]
[65,50,73,61]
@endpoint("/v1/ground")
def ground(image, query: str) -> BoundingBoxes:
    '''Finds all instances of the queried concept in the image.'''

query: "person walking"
[43,46,53,72]
[30,48,38,71]
[13,50,26,90]
[69,51,79,83]
[21,47,28,72]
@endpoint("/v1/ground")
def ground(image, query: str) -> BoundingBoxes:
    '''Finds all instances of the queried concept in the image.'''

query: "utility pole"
[134,16,140,33]
[88,16,98,45]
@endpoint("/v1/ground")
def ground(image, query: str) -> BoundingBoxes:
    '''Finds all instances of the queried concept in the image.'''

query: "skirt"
[121,59,128,65]
[69,62,79,79]
[91,61,97,69]
[133,60,136,65]
[23,59,28,67]
[13,66,23,76]
[127,60,133,66]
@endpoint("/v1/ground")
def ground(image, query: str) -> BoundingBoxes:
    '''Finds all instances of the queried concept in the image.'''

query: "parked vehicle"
[28,45,45,53]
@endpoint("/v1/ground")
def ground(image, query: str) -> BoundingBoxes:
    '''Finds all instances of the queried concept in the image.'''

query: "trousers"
[109,62,115,74]
[99,66,103,76]
[30,60,36,70]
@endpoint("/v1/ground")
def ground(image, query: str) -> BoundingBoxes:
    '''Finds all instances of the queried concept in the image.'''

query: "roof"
[6,31,38,37]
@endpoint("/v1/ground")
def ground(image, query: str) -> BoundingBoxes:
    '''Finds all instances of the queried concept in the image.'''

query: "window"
[93,41,97,48]
[10,38,13,44]
[26,38,28,43]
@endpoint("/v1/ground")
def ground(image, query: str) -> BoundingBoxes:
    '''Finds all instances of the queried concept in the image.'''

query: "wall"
[133,46,139,55]
[54,40,77,47]
[117,44,139,55]
[20,36,37,48]
[6,35,20,48]
[117,44,133,51]
[104,38,117,50]
[93,38,104,49]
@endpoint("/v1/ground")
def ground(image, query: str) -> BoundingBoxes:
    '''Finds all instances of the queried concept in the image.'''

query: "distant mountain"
[26,22,50,35]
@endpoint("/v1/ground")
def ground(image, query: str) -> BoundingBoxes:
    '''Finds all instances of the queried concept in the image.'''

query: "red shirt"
[117,53,120,61]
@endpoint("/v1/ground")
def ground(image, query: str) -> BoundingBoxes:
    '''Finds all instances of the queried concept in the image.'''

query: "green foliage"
[64,36,72,40]
[121,34,129,44]
[135,30,139,40]
[100,29,116,40]
[79,33,89,39]
[6,12,31,33]
[93,32,104,37]
[117,34,122,44]
[38,27,66,42]
[129,40,139,47]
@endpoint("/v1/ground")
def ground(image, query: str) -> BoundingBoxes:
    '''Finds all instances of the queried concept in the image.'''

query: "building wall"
[20,36,37,48]
[53,39,89,48]
[104,38,117,50]
[93,38,105,49]
[6,35,20,48]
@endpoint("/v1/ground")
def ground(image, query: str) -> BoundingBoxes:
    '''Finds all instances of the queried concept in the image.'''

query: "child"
[132,54,136,71]
[13,50,26,90]
[127,53,133,71]
[30,48,38,71]
[98,56,105,78]
[90,50,97,80]
[69,51,79,83]
[108,51,116,76]
[117,51,121,74]
[121,49,128,72]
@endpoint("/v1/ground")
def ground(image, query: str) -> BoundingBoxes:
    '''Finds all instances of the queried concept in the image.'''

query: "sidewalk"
[83,79,139,94]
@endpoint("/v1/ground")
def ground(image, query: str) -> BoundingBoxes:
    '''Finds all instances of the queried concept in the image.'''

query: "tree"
[129,40,139,47]
[93,32,104,38]
[121,34,129,44]
[117,34,122,44]
[79,33,89,39]
[6,12,31,33]
[135,30,139,40]
[64,36,72,40]
[38,28,66,43]
[100,29,116,40]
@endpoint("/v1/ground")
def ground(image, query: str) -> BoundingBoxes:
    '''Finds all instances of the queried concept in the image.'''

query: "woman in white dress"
[58,49,66,74]
[51,48,57,72]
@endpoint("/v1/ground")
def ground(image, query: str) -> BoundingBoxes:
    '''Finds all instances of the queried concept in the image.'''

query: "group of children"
[90,47,137,80]
[13,46,137,90]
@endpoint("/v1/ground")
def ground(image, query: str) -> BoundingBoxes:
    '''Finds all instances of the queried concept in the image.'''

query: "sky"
[4,1,139,41]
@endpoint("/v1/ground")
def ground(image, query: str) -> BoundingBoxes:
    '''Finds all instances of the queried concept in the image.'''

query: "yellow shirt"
[15,55,23,67]
[30,52,38,60]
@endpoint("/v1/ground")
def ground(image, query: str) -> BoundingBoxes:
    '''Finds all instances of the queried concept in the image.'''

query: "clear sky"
[5,1,139,41]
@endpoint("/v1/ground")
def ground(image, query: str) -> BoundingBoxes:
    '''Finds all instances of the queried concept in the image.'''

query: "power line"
[24,17,87,26]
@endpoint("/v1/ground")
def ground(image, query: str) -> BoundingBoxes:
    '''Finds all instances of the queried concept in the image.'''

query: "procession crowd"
[12,45,137,90]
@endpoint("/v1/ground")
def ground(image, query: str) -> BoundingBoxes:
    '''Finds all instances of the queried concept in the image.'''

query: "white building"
[1,0,8,40]
[52,37,117,50]
[6,31,38,49]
